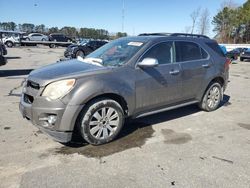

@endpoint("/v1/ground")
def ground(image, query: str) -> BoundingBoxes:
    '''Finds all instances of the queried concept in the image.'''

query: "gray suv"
[20,33,229,145]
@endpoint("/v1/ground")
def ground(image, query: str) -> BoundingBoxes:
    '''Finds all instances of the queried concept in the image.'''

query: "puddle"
[162,129,192,144]
[53,121,154,158]
[4,127,11,130]
[238,123,250,130]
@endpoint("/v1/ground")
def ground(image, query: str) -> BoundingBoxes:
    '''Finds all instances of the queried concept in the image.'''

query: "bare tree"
[190,8,200,34]
[198,8,210,35]
[184,26,192,33]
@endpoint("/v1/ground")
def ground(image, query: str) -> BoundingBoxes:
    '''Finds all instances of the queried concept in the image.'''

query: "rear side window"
[175,41,206,62]
[206,42,225,57]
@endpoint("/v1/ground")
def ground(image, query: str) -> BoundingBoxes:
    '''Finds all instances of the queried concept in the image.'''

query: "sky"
[0,0,247,37]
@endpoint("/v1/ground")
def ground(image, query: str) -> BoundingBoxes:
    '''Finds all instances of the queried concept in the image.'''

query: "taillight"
[225,58,231,70]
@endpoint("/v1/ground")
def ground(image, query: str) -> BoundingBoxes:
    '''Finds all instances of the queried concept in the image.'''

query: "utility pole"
[122,0,125,32]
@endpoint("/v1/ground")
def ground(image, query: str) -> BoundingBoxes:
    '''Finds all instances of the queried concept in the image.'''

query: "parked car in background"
[240,48,250,61]
[0,42,7,56]
[25,33,48,41]
[49,33,72,42]
[226,48,241,60]
[0,42,7,66]
[64,40,108,58]
[20,33,229,145]
[1,31,25,48]
[227,47,248,60]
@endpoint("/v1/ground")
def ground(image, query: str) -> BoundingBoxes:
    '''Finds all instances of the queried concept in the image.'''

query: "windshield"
[85,38,144,67]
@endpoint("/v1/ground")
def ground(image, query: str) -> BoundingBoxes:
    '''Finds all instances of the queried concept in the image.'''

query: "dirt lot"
[0,47,250,188]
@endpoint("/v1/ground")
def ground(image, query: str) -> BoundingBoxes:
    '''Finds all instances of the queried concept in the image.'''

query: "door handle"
[202,64,210,68]
[169,70,180,75]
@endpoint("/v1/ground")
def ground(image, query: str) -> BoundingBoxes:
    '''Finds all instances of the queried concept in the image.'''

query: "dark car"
[20,33,229,145]
[227,47,248,60]
[240,48,250,61]
[0,42,7,56]
[64,40,108,58]
[49,33,72,42]
[0,42,7,66]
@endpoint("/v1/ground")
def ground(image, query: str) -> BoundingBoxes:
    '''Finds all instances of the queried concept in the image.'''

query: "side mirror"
[137,58,159,68]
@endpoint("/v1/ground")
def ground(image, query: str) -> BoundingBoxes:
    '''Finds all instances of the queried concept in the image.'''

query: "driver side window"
[141,42,174,65]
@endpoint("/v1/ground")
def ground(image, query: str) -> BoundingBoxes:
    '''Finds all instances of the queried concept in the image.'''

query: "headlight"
[242,52,245,55]
[42,79,75,100]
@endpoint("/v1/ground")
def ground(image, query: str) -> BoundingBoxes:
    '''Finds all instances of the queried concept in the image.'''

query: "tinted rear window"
[175,41,205,62]
[206,42,225,57]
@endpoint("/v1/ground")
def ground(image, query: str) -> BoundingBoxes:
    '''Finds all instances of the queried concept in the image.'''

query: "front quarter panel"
[64,67,136,116]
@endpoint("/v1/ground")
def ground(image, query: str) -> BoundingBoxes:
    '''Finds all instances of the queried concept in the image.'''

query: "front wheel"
[75,50,85,58]
[199,82,222,112]
[78,99,124,145]
[240,57,244,62]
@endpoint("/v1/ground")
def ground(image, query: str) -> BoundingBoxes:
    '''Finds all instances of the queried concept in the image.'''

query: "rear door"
[175,41,210,100]
[135,41,182,112]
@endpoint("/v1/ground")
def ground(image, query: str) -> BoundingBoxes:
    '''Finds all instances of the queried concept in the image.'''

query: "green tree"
[19,23,35,33]
[35,24,46,33]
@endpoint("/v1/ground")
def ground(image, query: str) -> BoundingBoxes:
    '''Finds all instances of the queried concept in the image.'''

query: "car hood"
[28,59,108,86]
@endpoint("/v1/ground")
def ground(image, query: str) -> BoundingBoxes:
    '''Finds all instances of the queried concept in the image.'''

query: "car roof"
[125,35,213,44]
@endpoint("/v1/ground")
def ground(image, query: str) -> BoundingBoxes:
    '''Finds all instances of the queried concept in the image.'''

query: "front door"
[135,41,182,112]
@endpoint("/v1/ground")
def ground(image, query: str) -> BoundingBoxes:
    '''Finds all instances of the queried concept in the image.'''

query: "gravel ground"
[0,47,249,188]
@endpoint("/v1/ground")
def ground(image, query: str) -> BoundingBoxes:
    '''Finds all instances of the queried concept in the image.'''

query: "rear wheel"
[78,99,124,145]
[5,41,14,48]
[199,82,222,112]
[240,57,244,61]
[49,44,56,48]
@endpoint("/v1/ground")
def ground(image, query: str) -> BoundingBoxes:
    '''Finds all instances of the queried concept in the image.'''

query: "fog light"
[39,115,57,126]
[48,115,57,125]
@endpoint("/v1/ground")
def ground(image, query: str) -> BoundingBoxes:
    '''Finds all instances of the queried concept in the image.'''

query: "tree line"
[212,0,250,43]
[0,22,127,40]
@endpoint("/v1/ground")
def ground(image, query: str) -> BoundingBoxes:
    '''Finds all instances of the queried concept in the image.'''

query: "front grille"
[24,94,34,104]
[27,80,40,90]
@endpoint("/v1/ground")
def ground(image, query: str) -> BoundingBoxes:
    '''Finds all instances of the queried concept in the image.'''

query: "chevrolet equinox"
[20,33,229,145]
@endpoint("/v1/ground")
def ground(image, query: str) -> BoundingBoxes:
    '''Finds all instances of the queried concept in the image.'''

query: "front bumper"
[64,50,73,58]
[19,93,83,143]
[241,55,250,59]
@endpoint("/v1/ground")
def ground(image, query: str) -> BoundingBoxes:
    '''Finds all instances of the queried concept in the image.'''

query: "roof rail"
[169,33,209,39]
[138,33,171,36]
[138,32,209,39]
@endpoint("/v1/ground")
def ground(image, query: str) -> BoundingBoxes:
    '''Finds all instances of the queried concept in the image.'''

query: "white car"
[25,33,48,41]
[2,34,20,48]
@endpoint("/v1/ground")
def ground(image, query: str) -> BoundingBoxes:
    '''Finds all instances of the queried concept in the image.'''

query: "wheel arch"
[80,93,129,116]
[198,76,225,102]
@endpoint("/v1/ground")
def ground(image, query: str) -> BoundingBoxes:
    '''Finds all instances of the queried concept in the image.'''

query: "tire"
[240,57,244,62]
[199,82,222,112]
[75,50,85,58]
[49,44,56,48]
[5,41,13,48]
[42,38,46,41]
[77,98,125,145]
[26,38,30,41]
